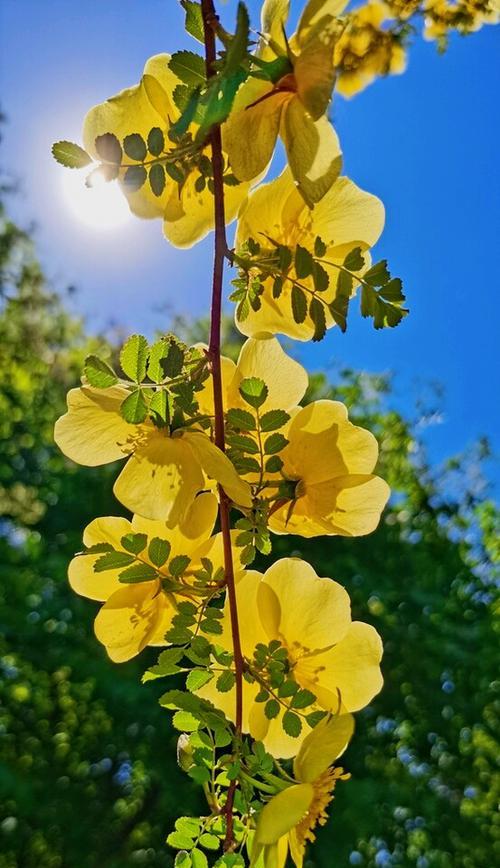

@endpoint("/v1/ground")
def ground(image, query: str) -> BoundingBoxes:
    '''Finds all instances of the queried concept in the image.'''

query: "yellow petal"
[293,713,355,782]
[255,784,314,844]
[260,0,291,58]
[228,337,308,412]
[223,80,287,182]
[114,432,204,523]
[183,431,252,508]
[281,102,342,206]
[194,354,237,418]
[302,475,391,536]
[131,491,219,560]
[313,176,385,250]
[68,516,133,601]
[94,583,162,662]
[258,558,351,652]
[312,622,383,712]
[54,386,142,467]
[296,0,349,48]
[147,593,177,645]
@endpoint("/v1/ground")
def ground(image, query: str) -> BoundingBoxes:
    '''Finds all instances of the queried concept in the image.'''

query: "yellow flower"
[334,2,406,98]
[251,714,354,868]
[196,335,309,419]
[269,400,390,537]
[68,492,224,662]
[223,0,347,205]
[235,167,384,341]
[199,558,383,757]
[54,385,251,523]
[423,0,499,40]
[82,55,250,248]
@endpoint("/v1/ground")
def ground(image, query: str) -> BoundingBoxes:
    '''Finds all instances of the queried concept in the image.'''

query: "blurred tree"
[0,200,498,867]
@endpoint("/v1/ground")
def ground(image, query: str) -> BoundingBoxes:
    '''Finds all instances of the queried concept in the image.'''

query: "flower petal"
[184,431,252,508]
[313,622,383,712]
[69,516,133,601]
[293,713,355,782]
[255,784,314,844]
[54,386,142,467]
[282,101,342,206]
[94,583,162,662]
[114,432,204,523]
[258,558,351,652]
[228,336,308,412]
[131,491,219,560]
[223,80,287,183]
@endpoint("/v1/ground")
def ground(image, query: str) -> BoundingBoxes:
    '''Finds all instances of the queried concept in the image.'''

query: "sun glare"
[62,168,131,230]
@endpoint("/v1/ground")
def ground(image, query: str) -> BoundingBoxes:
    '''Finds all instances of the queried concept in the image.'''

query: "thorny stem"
[201,0,244,851]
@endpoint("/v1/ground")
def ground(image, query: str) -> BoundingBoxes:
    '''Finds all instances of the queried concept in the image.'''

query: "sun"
[61,168,131,230]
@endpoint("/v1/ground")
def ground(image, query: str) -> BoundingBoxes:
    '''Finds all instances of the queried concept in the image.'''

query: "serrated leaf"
[122,165,147,192]
[224,2,250,75]
[260,409,290,432]
[227,434,259,454]
[264,699,280,719]
[123,133,147,161]
[181,0,204,43]
[95,133,122,164]
[148,339,169,383]
[264,433,288,455]
[83,355,118,388]
[272,275,283,299]
[176,817,201,837]
[52,140,92,169]
[187,669,214,691]
[291,285,307,324]
[295,244,313,279]
[314,235,327,258]
[118,562,158,583]
[143,648,184,681]
[169,87,202,141]
[226,408,255,431]
[83,542,114,554]
[265,455,283,473]
[306,710,327,728]
[343,246,365,272]
[120,532,147,555]
[148,126,165,156]
[309,296,326,342]
[191,848,208,868]
[198,833,219,850]
[148,537,171,567]
[162,341,185,378]
[149,390,168,422]
[239,377,268,409]
[380,277,405,302]
[216,670,235,693]
[170,555,191,577]
[231,455,261,475]
[291,688,316,709]
[167,832,195,851]
[93,551,135,572]
[312,261,329,293]
[169,51,206,86]
[329,295,349,333]
[172,710,200,732]
[240,545,255,565]
[282,710,302,737]
[120,389,148,424]
[364,259,391,286]
[120,334,149,382]
[175,853,192,868]
[149,163,166,197]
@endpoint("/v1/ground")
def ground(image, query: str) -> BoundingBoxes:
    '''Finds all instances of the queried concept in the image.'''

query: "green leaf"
[148,126,165,156]
[167,832,195,851]
[120,334,149,382]
[162,341,185,378]
[227,434,259,454]
[169,87,202,141]
[191,848,209,868]
[312,261,329,293]
[216,671,235,693]
[187,669,214,691]
[83,543,114,554]
[94,551,135,572]
[172,711,200,732]
[149,537,171,568]
[123,133,147,162]
[119,562,158,583]
[181,0,205,43]
[295,245,313,279]
[150,163,166,197]
[170,555,191,577]
[272,276,283,299]
[226,408,255,431]
[198,833,219,851]
[148,339,169,383]
[175,852,192,868]
[120,389,148,424]
[94,133,122,164]
[122,165,147,192]
[380,277,405,302]
[343,246,365,272]
[364,259,391,286]
[264,699,280,719]
[260,409,290,432]
[83,355,118,388]
[291,688,316,709]
[176,817,201,838]
[306,710,327,728]
[314,235,327,258]
[239,377,268,410]
[264,433,288,455]
[120,532,147,555]
[278,679,298,698]
[169,51,206,87]
[282,710,302,737]
[52,140,92,169]
[291,285,307,324]
[149,390,168,422]
[337,269,353,298]
[142,648,184,681]
[265,455,283,473]
[329,295,349,333]
[309,297,326,342]
[224,2,250,75]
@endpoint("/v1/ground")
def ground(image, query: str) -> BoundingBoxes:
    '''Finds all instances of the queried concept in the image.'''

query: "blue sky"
[1,0,499,487]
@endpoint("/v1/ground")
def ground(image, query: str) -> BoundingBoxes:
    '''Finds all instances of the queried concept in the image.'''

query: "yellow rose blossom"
[223,0,347,205]
[251,714,354,868]
[199,558,383,757]
[334,2,406,98]
[269,399,390,538]
[54,384,251,523]
[235,167,384,341]
[68,492,227,662]
[82,54,250,248]
[423,0,499,40]
[196,335,308,420]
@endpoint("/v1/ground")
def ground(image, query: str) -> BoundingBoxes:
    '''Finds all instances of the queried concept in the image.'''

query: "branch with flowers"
[49,0,497,865]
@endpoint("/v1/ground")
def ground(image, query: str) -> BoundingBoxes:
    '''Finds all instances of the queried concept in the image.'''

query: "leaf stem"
[201,0,244,852]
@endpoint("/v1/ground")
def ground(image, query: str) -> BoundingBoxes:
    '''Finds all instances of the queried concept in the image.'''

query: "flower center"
[294,768,349,854]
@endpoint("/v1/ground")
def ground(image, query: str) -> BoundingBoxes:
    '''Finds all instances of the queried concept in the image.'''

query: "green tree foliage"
[0,203,498,866]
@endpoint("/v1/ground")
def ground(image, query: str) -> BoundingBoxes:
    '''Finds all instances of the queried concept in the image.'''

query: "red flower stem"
[201,0,244,851]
